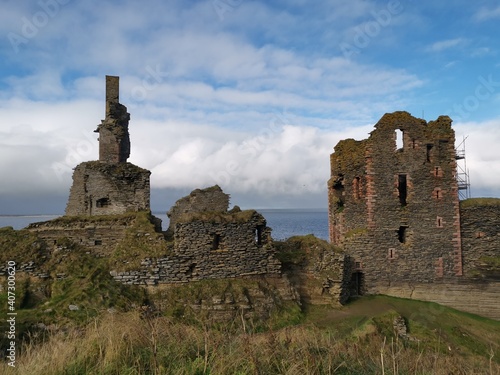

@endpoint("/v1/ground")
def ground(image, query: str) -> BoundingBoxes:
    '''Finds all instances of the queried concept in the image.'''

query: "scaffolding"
[455,136,471,200]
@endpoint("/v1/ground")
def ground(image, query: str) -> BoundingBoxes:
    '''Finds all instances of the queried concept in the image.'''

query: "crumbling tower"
[95,76,131,163]
[328,112,462,295]
[65,76,150,216]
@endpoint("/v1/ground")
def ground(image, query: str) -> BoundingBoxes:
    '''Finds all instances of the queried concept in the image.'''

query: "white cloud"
[473,6,500,21]
[454,118,500,195]
[426,38,466,52]
[1,0,500,214]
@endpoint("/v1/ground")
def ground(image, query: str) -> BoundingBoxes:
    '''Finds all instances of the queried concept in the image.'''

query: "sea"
[0,209,329,241]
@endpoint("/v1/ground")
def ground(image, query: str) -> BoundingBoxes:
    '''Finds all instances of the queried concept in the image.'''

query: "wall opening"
[332,175,345,212]
[94,240,102,246]
[353,177,361,200]
[255,226,263,246]
[426,144,433,162]
[212,234,221,250]
[96,198,110,208]
[397,226,407,243]
[436,216,443,228]
[398,174,407,206]
[350,272,364,296]
[434,188,442,200]
[388,248,396,259]
[186,263,197,277]
[395,129,404,150]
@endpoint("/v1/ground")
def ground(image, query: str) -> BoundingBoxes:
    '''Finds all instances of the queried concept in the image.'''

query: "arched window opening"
[395,129,404,150]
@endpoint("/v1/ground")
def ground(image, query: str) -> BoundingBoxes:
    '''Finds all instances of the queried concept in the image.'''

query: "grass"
[176,209,259,224]
[110,212,172,269]
[460,197,500,208]
[1,295,498,374]
[0,238,148,354]
[0,227,47,266]
[2,217,499,373]
[28,211,145,227]
[274,234,343,266]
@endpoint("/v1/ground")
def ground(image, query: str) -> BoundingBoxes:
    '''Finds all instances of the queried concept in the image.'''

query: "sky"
[1,0,500,214]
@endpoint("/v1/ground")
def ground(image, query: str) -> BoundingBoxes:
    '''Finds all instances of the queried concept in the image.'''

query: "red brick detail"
[365,151,376,229]
[436,216,444,228]
[432,187,444,200]
[435,257,444,278]
[388,248,396,260]
[433,166,443,177]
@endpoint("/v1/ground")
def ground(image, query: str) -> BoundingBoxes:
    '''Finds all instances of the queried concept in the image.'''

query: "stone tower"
[328,112,462,295]
[95,76,131,163]
[65,76,150,216]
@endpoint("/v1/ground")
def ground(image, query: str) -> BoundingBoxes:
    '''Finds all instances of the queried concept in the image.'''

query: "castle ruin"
[2,79,498,321]
[21,76,349,316]
[328,112,500,319]
[65,76,150,216]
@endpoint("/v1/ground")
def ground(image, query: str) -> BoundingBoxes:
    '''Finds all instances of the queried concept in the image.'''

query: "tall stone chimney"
[94,75,130,163]
[105,75,120,116]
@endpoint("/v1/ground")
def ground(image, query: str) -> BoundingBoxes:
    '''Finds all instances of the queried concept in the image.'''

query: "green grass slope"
[1,294,498,374]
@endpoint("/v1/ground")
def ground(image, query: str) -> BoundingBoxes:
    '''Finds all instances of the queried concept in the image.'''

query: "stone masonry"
[328,112,463,293]
[96,75,130,163]
[110,186,281,285]
[327,112,500,319]
[65,76,150,216]
[166,185,229,235]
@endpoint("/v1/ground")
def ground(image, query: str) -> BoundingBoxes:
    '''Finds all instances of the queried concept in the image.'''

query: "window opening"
[94,240,102,246]
[332,175,345,212]
[395,129,404,150]
[436,217,443,228]
[434,188,441,200]
[212,234,221,250]
[388,248,396,259]
[398,226,407,243]
[185,263,197,277]
[255,226,264,245]
[96,198,110,208]
[426,144,433,162]
[398,174,407,206]
[353,177,361,199]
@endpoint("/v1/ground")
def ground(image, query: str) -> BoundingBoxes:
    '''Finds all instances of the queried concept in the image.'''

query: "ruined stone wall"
[27,215,136,254]
[460,199,500,280]
[112,210,281,285]
[329,112,462,293]
[278,236,351,306]
[167,185,229,233]
[328,139,368,245]
[65,161,150,216]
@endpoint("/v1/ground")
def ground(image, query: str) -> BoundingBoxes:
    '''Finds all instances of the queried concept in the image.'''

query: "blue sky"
[1,0,500,214]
